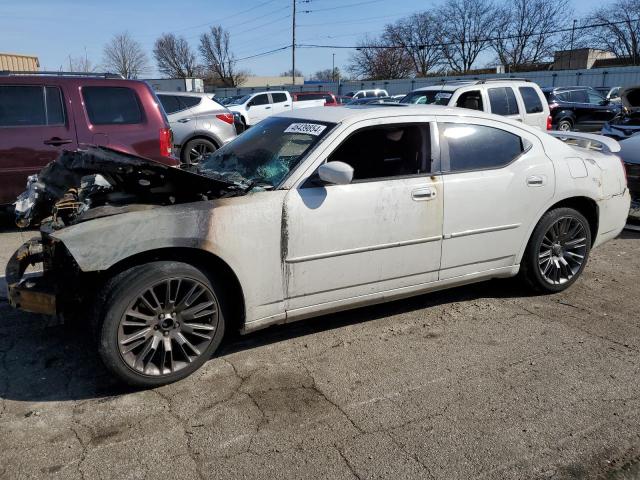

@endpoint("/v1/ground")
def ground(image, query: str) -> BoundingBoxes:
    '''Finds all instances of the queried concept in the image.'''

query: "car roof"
[157,91,211,98]
[273,104,505,124]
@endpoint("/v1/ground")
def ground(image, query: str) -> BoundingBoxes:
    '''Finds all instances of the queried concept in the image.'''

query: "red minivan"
[0,73,178,205]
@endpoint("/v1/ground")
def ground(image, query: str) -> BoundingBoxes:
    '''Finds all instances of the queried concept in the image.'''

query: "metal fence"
[210,65,640,97]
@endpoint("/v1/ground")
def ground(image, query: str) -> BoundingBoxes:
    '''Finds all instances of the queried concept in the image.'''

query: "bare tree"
[586,0,640,64]
[103,32,149,79]
[348,36,414,80]
[153,33,198,78]
[281,68,304,77]
[383,12,443,76]
[437,0,497,73]
[68,53,95,73]
[492,0,569,70]
[312,68,341,81]
[199,26,246,87]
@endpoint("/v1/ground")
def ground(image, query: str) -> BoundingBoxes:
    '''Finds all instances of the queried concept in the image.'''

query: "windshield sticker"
[284,123,327,136]
[435,92,453,100]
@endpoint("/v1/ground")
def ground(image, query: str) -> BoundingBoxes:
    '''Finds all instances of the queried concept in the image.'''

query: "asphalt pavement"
[0,225,639,480]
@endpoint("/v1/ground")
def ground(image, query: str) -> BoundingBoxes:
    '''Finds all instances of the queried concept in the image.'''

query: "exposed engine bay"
[14,147,240,229]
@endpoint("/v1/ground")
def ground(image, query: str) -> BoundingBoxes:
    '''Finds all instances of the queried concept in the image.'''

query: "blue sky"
[1,0,607,78]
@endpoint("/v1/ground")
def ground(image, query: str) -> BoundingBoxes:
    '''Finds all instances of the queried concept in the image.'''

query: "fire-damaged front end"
[602,86,640,140]
[6,147,239,316]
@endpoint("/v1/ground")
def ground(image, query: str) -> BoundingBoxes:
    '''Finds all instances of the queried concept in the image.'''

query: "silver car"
[157,92,237,164]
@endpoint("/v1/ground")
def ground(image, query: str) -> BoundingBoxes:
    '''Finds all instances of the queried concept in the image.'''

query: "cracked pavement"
[0,228,639,479]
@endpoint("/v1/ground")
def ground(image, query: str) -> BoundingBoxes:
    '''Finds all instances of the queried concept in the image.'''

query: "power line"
[300,0,385,13]
[235,45,290,62]
[296,17,640,51]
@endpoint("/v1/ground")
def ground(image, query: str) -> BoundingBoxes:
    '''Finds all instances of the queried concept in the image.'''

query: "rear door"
[159,94,195,148]
[518,86,548,130]
[438,116,554,279]
[488,87,523,122]
[270,92,290,114]
[0,83,78,204]
[78,85,149,155]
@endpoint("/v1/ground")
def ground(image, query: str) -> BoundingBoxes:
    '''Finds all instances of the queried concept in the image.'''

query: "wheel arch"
[517,195,599,265]
[555,110,576,126]
[103,247,246,332]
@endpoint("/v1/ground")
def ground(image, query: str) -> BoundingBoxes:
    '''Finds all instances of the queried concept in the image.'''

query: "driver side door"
[247,93,272,125]
[283,117,444,318]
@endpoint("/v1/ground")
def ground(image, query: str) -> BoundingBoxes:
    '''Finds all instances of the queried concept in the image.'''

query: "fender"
[50,201,222,273]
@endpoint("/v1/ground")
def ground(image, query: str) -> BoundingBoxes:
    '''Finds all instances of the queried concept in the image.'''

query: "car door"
[567,89,592,130]
[517,86,548,130]
[586,90,618,127]
[488,87,523,122]
[246,93,271,124]
[270,92,290,114]
[160,95,195,148]
[283,117,444,315]
[438,116,554,280]
[0,84,78,204]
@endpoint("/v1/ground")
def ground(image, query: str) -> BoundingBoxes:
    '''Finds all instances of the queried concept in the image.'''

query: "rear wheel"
[520,208,591,293]
[181,138,217,165]
[557,118,573,132]
[96,261,226,387]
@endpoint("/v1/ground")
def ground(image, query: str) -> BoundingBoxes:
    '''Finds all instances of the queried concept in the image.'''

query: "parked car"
[344,89,389,100]
[0,72,177,206]
[542,86,621,132]
[347,96,398,105]
[390,94,406,102]
[594,86,622,104]
[601,85,640,139]
[401,79,550,130]
[617,133,640,227]
[7,104,629,386]
[336,96,352,105]
[157,92,236,164]
[226,91,324,127]
[292,91,338,105]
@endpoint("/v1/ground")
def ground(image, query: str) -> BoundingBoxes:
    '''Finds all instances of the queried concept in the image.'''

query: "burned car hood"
[14,147,239,228]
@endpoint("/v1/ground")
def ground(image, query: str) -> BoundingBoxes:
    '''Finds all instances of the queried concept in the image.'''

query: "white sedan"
[7,105,630,386]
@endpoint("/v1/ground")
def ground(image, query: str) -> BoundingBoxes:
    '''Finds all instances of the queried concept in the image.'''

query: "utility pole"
[332,53,335,82]
[569,19,577,70]
[292,0,296,85]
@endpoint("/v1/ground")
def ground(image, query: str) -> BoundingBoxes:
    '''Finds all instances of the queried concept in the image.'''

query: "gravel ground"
[0,227,639,480]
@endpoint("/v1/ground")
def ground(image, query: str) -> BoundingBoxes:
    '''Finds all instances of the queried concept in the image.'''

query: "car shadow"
[0,276,537,404]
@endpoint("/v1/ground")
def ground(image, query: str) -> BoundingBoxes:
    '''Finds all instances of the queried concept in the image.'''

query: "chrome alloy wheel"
[538,216,588,285]
[188,142,215,164]
[117,277,219,376]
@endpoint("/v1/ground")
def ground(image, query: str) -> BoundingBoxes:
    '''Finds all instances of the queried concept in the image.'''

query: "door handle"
[177,118,191,123]
[284,104,290,107]
[526,175,545,186]
[265,106,271,109]
[43,137,72,146]
[411,186,436,201]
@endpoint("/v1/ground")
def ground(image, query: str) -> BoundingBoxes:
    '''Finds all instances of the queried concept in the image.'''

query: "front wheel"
[96,261,226,387]
[520,208,591,293]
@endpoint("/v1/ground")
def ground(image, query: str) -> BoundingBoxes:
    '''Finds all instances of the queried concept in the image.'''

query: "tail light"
[216,113,235,125]
[159,128,172,157]
[546,115,552,130]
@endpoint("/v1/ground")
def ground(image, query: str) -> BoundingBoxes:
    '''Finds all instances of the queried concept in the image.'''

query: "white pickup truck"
[226,90,324,127]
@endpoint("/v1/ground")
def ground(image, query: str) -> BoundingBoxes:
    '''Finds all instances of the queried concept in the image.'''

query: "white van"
[400,79,550,130]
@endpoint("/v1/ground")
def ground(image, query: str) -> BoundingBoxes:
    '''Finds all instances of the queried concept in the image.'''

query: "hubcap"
[538,216,587,285]
[117,277,219,376]
[188,142,215,164]
[559,122,571,131]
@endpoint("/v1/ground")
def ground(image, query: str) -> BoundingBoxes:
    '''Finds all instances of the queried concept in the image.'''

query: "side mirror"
[246,103,252,109]
[318,161,354,185]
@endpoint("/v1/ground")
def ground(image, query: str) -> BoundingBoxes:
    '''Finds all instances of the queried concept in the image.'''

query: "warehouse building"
[0,52,40,72]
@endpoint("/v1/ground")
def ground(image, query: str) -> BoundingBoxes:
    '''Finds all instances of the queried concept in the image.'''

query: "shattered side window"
[198,117,334,189]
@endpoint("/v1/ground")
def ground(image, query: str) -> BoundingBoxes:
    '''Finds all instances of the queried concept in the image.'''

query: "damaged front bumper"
[6,238,56,315]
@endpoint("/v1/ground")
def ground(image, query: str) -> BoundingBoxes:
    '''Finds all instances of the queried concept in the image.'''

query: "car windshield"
[400,90,453,105]
[198,116,335,190]
[227,95,251,105]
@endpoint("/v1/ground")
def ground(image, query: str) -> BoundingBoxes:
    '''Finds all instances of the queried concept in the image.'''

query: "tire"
[557,118,573,132]
[95,261,226,387]
[520,207,591,293]
[181,138,217,165]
